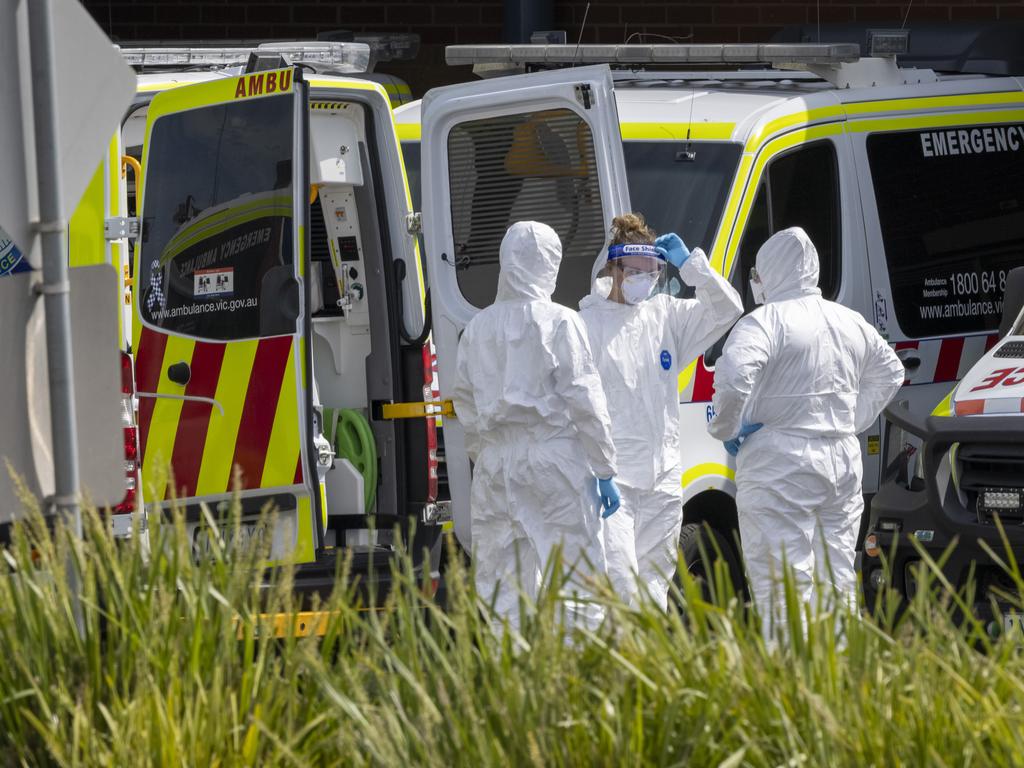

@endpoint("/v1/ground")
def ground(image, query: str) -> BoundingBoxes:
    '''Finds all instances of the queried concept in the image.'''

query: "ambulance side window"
[446,109,606,309]
[138,95,296,341]
[867,125,1024,338]
[765,142,841,300]
[730,141,841,309]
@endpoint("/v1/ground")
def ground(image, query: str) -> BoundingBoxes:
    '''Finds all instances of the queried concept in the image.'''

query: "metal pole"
[27,0,83,632]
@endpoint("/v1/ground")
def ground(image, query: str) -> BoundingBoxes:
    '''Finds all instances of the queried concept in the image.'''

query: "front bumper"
[864,402,1024,609]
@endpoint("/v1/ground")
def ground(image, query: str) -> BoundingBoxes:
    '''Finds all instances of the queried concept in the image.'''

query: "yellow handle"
[380,400,455,420]
[121,154,141,182]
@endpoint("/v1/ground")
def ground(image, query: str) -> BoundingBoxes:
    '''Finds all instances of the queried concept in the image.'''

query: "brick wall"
[84,0,1022,95]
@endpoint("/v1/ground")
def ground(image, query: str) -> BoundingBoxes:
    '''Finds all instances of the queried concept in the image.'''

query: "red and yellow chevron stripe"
[679,332,1001,406]
[134,327,304,502]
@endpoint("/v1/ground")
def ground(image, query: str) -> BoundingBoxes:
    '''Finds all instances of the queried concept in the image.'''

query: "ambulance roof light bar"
[118,41,371,73]
[446,42,861,69]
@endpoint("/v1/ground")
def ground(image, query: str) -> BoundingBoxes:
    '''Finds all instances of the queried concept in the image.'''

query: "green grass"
[1,501,1024,767]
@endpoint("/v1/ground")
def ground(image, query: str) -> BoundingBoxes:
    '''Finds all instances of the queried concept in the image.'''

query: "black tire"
[676,522,747,604]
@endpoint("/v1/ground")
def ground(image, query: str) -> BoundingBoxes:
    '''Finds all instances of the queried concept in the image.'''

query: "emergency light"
[118,42,371,73]
[445,42,861,68]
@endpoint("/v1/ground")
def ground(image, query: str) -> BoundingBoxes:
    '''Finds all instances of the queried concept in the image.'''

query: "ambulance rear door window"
[868,124,1024,339]
[139,94,295,341]
[446,108,606,309]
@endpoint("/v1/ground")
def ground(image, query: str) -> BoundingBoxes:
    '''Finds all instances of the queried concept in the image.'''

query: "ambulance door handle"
[896,349,921,371]
[167,361,191,386]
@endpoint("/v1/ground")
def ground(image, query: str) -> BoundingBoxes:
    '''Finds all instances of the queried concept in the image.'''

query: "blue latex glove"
[723,423,763,457]
[655,233,690,269]
[597,477,621,519]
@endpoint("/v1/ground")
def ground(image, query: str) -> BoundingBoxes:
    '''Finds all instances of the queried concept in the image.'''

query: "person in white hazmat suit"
[708,227,903,641]
[580,214,743,609]
[452,221,622,633]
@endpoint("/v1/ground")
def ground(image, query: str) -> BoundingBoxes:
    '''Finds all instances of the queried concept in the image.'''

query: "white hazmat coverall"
[580,249,743,608]
[708,227,903,639]
[452,222,618,632]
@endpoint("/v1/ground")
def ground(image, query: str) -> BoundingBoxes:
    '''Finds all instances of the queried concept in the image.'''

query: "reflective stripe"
[396,123,421,141]
[677,357,699,398]
[294,496,315,563]
[844,91,1024,117]
[932,390,954,418]
[261,340,302,488]
[166,341,227,499]
[68,158,106,268]
[135,326,168,461]
[847,108,1024,134]
[195,340,260,495]
[141,334,196,501]
[951,396,1024,416]
[681,462,735,488]
[678,356,716,404]
[720,123,844,280]
[743,106,845,153]
[230,336,293,490]
[895,333,998,388]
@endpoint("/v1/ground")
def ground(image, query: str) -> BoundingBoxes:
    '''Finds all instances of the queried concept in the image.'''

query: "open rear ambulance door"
[420,65,631,547]
[133,68,324,563]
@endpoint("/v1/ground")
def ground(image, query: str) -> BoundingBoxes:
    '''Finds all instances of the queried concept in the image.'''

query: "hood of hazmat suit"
[579,245,743,608]
[708,227,904,642]
[451,221,618,632]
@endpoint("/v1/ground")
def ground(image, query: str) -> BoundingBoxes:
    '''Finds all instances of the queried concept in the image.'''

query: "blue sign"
[660,349,672,370]
[0,235,28,276]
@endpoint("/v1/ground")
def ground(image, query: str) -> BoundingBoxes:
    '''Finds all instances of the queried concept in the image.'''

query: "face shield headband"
[607,243,664,262]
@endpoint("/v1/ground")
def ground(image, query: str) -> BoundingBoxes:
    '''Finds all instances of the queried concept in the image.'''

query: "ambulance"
[395,31,1024,591]
[865,267,1024,629]
[0,126,138,533]
[109,42,448,605]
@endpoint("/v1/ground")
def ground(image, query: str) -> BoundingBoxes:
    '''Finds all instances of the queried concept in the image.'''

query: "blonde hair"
[610,213,656,246]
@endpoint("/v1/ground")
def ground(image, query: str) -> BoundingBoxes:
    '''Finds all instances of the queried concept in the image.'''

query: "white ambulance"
[396,36,1024,589]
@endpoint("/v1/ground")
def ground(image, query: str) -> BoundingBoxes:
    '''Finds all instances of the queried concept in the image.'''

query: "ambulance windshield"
[623,141,741,257]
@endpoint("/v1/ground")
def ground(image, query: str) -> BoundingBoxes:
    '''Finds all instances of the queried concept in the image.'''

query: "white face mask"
[750,278,765,305]
[621,272,658,305]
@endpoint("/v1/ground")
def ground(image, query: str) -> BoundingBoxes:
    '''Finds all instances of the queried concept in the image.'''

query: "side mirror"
[999,267,1024,339]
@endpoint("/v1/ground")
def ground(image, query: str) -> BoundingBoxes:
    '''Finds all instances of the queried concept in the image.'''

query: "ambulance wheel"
[676,523,747,605]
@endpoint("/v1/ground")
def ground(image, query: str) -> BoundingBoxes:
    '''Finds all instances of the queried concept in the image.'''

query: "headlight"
[980,488,1024,513]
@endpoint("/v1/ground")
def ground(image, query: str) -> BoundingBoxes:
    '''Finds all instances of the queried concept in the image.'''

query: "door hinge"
[405,211,422,235]
[574,83,593,109]
[379,400,455,420]
[105,216,139,240]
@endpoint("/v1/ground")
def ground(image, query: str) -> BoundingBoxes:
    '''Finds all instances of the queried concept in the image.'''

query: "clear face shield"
[603,244,667,304]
